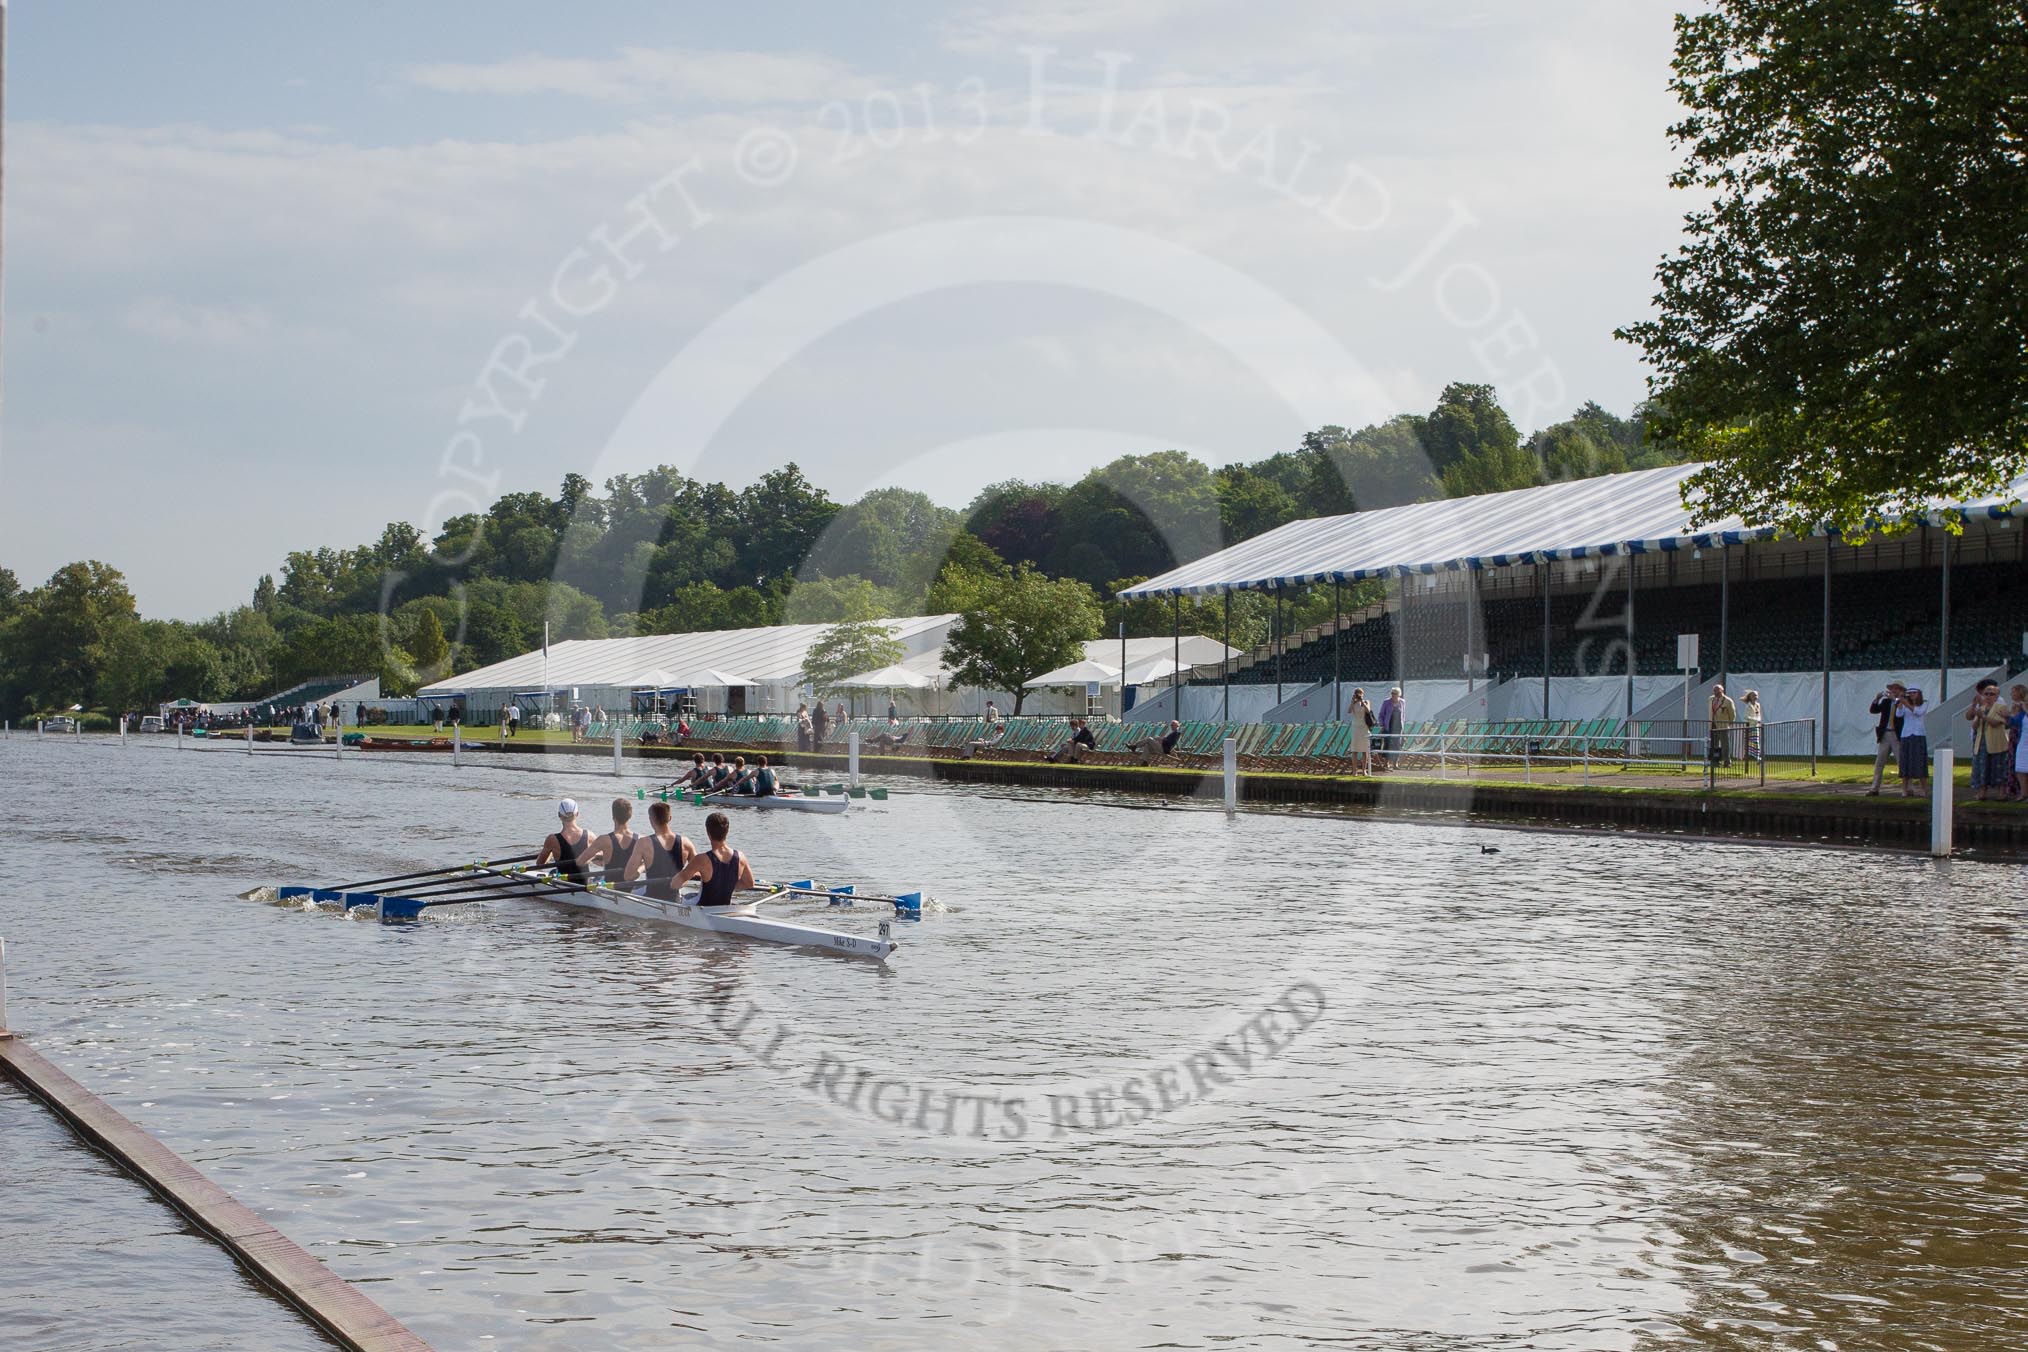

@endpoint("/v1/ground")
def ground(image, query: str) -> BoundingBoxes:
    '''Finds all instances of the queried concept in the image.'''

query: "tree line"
[0,384,1678,720]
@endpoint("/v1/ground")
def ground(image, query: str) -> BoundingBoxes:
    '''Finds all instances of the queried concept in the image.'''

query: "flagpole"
[542,620,551,723]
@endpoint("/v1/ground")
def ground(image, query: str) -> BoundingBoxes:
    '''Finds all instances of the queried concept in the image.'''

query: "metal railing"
[1379,718,1818,787]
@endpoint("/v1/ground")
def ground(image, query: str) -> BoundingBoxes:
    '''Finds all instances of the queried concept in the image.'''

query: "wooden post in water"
[1932,747,1954,857]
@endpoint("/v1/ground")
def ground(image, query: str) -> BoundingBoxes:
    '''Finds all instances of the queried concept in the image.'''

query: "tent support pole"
[1172,593,1181,722]
[1540,560,1550,720]
[1274,585,1284,702]
[1940,519,1952,701]
[1624,554,1635,720]
[1720,548,1730,688]
[1333,579,1342,719]
[1822,534,1833,757]
[1223,589,1232,724]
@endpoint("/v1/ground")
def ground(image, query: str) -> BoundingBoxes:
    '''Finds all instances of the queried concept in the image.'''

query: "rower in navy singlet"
[585,797,639,884]
[667,811,755,907]
[671,753,708,789]
[623,800,695,901]
[534,798,592,884]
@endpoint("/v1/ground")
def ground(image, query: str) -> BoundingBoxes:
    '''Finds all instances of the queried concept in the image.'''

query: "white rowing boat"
[662,790,850,814]
[484,868,895,960]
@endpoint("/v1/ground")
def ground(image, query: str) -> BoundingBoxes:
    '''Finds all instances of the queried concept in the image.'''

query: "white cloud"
[405,46,878,106]
[122,297,274,345]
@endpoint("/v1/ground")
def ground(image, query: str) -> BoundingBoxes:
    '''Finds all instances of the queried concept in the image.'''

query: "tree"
[1442,441,1542,498]
[408,608,451,684]
[1312,419,1441,511]
[736,464,839,584]
[1418,384,1522,478]
[806,488,958,592]
[1048,451,1221,589]
[923,533,1010,614]
[800,620,906,696]
[781,575,897,624]
[1215,464,1300,544]
[941,567,1102,714]
[965,480,1065,568]
[6,561,139,709]
[1619,0,2028,536]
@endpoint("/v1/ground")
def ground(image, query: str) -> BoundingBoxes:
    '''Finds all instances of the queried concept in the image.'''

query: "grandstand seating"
[251,674,373,719]
[1190,562,2026,688]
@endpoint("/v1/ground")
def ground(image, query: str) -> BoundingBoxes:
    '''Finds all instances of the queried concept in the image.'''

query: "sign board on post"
[1677,633,1700,670]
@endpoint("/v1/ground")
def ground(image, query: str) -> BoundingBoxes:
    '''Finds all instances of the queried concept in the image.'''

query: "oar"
[324,852,538,893]
[760,878,925,917]
[376,864,596,917]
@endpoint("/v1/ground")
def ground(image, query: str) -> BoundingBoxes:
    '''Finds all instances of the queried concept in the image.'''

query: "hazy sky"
[2,0,1690,617]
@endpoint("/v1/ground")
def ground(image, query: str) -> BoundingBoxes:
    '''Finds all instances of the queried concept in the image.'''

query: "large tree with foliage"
[941,567,1102,713]
[1620,0,2028,535]
[408,608,451,685]
[800,620,906,697]
[2,561,138,711]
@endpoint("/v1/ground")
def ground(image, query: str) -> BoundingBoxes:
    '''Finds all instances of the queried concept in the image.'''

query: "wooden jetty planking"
[0,1033,432,1352]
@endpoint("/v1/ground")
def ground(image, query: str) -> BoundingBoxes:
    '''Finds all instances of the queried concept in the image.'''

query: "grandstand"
[1121,462,2028,753]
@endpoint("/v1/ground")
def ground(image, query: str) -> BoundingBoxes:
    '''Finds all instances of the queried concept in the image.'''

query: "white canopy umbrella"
[1023,659,1123,688]
[833,664,936,690]
[632,668,754,689]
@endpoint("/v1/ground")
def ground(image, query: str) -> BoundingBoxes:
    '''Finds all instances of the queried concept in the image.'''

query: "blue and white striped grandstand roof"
[1119,463,2028,598]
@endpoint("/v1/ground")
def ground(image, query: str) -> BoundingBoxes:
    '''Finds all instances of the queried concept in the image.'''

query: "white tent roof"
[1119,463,2028,597]
[834,663,936,690]
[420,615,956,695]
[1025,659,1122,688]
[632,668,755,689]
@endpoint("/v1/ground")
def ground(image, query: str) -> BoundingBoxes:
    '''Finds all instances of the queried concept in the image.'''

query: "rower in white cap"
[534,798,592,885]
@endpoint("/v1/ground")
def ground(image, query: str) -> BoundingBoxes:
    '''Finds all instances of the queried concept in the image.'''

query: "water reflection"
[0,737,2024,1350]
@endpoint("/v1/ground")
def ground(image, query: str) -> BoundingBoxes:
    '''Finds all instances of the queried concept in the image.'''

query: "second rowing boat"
[388,867,896,960]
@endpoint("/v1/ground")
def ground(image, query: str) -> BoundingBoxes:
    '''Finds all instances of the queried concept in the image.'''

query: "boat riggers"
[764,880,925,918]
[411,862,899,959]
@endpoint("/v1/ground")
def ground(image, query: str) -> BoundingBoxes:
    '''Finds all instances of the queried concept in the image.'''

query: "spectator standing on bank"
[2010,684,2028,802]
[504,701,520,738]
[1966,679,2012,801]
[811,699,829,748]
[1741,690,1763,763]
[1348,688,1374,776]
[984,699,999,724]
[1866,682,1906,795]
[1708,684,1738,767]
[1897,686,1934,797]
[1377,687,1405,770]
[794,702,812,752]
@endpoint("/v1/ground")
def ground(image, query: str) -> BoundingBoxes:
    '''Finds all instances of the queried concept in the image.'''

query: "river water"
[1,733,2024,1351]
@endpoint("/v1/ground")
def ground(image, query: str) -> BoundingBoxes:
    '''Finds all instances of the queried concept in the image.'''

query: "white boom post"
[0,936,9,1035]
[1223,736,1237,817]
[1931,747,1954,858]
[613,719,623,777]
[848,728,860,787]
[453,724,461,768]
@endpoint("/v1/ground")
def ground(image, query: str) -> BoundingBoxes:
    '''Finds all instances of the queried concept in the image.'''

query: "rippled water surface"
[2,734,2026,1351]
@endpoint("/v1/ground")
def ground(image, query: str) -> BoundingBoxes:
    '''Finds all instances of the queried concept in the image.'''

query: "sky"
[0,0,1691,618]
